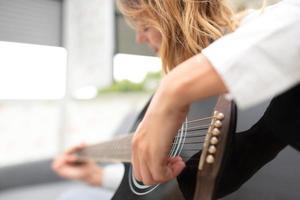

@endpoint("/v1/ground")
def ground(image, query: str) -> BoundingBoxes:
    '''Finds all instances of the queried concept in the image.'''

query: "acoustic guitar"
[77,95,237,200]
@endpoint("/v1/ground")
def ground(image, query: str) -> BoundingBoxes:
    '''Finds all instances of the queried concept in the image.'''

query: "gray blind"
[0,0,62,46]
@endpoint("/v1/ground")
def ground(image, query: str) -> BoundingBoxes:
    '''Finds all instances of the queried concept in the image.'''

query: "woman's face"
[135,25,162,54]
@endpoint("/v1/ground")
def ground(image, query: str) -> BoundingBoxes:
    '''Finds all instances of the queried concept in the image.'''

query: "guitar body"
[80,87,300,199]
[112,163,185,200]
[111,96,236,200]
[78,96,236,200]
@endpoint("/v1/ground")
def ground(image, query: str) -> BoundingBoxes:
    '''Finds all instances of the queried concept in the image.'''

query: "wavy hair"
[117,0,237,73]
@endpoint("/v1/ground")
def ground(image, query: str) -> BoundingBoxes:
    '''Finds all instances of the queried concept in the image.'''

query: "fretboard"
[77,134,133,163]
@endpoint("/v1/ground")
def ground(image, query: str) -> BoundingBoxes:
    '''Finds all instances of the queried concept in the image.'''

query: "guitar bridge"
[198,111,224,170]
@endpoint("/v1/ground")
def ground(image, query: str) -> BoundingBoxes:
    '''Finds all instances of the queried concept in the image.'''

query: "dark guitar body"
[85,86,300,199]
[68,82,300,200]
[178,97,237,200]
[112,97,232,200]
[112,163,185,200]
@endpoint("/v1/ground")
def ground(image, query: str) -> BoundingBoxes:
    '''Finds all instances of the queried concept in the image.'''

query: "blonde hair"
[117,0,237,73]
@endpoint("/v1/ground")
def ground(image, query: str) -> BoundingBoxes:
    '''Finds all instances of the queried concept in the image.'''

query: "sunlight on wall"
[113,54,161,83]
[0,41,67,100]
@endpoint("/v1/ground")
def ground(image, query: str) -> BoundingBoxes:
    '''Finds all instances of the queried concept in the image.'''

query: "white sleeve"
[202,0,300,109]
[102,163,125,191]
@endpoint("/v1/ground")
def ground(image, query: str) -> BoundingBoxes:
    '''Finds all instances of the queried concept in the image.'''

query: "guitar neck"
[77,134,133,163]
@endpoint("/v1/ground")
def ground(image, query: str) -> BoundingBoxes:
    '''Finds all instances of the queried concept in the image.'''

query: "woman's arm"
[131,54,227,185]
[161,54,228,108]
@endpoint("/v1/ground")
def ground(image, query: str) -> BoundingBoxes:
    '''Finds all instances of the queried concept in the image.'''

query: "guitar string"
[177,125,210,133]
[176,115,216,162]
[173,113,219,146]
[85,125,210,151]
[168,116,214,161]
[171,114,217,128]
[82,114,222,161]
[83,125,209,152]
[173,140,204,146]
[175,129,208,138]
[86,131,208,150]
[85,137,206,151]
[86,115,215,149]
[183,116,213,124]
[87,130,207,152]
[87,151,203,162]
[84,127,209,150]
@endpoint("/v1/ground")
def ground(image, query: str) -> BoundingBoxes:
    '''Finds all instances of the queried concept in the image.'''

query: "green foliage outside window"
[98,71,162,93]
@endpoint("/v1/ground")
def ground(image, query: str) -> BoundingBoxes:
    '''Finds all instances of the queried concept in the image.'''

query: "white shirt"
[101,163,124,190]
[202,0,300,109]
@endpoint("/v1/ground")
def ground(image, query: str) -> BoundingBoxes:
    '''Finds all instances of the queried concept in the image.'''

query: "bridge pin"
[214,120,222,128]
[212,128,221,136]
[206,155,215,164]
[208,145,217,154]
[210,137,219,145]
[216,112,225,120]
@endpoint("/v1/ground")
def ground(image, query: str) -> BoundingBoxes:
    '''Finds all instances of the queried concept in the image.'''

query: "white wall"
[63,0,114,94]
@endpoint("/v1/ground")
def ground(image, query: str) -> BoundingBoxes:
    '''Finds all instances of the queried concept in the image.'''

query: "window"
[0,41,66,100]
[0,41,66,166]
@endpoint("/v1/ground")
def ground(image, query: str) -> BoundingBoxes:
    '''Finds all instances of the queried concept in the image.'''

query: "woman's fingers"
[140,157,154,185]
[167,156,186,177]
[53,143,88,170]
[131,137,142,182]
[149,156,185,184]
[65,143,85,154]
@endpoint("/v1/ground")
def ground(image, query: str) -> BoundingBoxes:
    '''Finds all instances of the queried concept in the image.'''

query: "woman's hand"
[131,80,188,185]
[52,144,103,186]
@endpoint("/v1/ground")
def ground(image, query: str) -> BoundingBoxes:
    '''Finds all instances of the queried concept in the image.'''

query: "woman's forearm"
[161,54,228,108]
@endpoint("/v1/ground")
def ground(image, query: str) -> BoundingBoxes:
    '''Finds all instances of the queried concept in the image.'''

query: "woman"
[53,0,237,182]
[54,0,265,198]
[131,0,300,190]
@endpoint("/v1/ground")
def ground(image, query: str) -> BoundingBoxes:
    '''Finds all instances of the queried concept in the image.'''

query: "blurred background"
[4,1,300,200]
[0,0,162,167]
